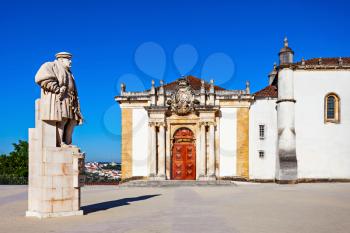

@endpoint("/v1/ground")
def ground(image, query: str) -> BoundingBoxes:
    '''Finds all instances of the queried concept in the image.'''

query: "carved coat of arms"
[167,78,198,115]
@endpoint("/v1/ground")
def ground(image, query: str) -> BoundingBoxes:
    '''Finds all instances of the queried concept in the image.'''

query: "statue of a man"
[35,52,83,147]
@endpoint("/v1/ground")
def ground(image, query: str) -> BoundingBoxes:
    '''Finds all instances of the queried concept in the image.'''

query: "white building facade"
[116,39,350,183]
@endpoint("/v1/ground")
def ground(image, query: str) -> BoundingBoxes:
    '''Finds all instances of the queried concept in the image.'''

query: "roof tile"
[295,57,350,66]
[160,75,225,91]
[254,85,277,98]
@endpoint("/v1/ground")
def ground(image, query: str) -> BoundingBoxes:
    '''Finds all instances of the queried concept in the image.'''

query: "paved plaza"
[0,183,350,233]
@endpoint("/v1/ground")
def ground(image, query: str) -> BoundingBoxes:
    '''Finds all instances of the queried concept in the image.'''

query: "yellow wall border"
[121,108,133,179]
[236,108,249,178]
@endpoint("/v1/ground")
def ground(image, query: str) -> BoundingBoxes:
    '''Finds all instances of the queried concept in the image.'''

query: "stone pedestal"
[26,99,85,218]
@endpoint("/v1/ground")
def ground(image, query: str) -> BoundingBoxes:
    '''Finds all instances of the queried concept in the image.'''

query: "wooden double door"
[171,128,196,180]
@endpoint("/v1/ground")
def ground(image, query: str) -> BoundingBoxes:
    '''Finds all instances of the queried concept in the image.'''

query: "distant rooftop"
[292,57,350,69]
[254,85,277,98]
[158,75,225,91]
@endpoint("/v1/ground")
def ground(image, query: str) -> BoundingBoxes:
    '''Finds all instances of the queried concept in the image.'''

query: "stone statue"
[35,52,83,146]
[27,52,85,218]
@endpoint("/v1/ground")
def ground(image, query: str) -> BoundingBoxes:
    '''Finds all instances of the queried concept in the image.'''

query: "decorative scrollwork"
[167,77,199,115]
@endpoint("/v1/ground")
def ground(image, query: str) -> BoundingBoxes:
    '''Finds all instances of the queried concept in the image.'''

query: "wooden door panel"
[172,143,196,180]
[185,145,196,180]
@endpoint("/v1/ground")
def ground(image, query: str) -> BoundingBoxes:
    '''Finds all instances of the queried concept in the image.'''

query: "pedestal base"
[26,210,83,219]
[27,99,85,218]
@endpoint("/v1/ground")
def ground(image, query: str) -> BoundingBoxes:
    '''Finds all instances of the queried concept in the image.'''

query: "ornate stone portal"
[116,75,252,181]
[26,52,85,218]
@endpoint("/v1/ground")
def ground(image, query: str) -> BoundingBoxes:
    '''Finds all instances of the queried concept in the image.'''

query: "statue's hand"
[77,111,84,124]
[58,92,63,101]
[59,86,67,94]
[57,86,67,101]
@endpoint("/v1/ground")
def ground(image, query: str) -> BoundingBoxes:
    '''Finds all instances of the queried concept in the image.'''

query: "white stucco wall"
[132,108,149,176]
[249,99,277,179]
[294,70,350,178]
[219,107,237,176]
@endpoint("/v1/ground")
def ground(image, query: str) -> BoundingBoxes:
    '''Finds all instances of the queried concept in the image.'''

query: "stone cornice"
[148,121,166,127]
[146,106,168,112]
[196,106,220,112]
[199,121,217,127]
[277,64,350,71]
[276,98,296,104]
[294,65,350,71]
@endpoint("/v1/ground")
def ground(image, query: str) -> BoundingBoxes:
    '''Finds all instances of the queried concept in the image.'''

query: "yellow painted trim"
[236,108,249,178]
[324,92,340,124]
[121,108,133,179]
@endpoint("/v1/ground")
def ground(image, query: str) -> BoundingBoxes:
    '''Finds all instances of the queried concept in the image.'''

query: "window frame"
[324,93,340,124]
[258,150,265,158]
[258,124,265,140]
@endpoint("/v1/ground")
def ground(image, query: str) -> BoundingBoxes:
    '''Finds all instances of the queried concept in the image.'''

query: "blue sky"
[1,0,349,162]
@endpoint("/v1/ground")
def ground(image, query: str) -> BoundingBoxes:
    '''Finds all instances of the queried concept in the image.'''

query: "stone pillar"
[157,80,165,106]
[200,80,206,105]
[165,124,171,179]
[150,80,156,106]
[148,123,157,178]
[199,123,207,179]
[208,123,216,179]
[208,80,215,105]
[157,124,166,179]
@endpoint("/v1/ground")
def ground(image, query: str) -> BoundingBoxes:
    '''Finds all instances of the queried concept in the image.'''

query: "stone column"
[165,123,171,179]
[157,123,166,179]
[199,123,207,179]
[148,123,157,178]
[208,123,216,179]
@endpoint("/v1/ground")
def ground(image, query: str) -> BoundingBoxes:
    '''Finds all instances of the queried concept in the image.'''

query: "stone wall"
[249,99,277,180]
[294,70,350,179]
[219,108,237,176]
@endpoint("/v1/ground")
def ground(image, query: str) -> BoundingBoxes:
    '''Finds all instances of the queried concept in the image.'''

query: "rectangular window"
[259,150,265,158]
[259,125,265,139]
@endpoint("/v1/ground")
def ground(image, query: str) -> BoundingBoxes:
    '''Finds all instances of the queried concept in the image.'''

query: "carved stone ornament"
[167,77,198,115]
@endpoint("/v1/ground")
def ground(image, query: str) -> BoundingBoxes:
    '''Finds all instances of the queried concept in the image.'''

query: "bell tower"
[276,37,298,183]
[279,37,294,65]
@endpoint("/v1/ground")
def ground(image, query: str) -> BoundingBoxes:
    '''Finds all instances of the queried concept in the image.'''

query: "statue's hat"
[55,52,72,59]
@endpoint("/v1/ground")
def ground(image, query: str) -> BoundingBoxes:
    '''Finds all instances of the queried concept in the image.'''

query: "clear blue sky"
[1,0,349,162]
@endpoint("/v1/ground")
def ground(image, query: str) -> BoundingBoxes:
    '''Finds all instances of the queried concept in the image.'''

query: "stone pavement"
[1,183,350,233]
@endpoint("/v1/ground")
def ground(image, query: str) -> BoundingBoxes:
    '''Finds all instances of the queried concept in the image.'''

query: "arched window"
[325,93,340,123]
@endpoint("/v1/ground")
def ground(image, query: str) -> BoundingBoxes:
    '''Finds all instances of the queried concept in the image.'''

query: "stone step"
[118,180,237,187]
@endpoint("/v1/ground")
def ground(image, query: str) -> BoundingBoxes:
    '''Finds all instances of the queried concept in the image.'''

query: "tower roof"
[279,37,294,55]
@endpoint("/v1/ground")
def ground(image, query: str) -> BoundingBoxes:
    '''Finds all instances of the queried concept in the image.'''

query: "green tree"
[0,140,28,177]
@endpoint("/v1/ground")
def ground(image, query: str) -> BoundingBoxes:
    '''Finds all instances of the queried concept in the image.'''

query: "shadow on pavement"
[82,194,160,214]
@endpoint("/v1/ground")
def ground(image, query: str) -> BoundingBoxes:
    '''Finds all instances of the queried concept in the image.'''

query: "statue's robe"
[35,60,82,124]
